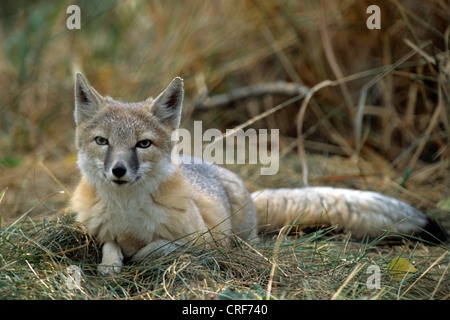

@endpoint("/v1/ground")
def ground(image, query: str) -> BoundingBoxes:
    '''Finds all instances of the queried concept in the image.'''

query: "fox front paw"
[98,260,122,276]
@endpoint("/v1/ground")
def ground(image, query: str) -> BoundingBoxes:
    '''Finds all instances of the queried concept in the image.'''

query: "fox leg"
[98,241,124,276]
[215,168,259,243]
[130,240,184,262]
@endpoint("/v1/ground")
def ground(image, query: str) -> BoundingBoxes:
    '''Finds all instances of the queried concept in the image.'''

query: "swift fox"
[71,73,448,276]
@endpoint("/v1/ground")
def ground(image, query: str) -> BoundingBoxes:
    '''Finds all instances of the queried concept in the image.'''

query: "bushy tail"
[251,187,448,243]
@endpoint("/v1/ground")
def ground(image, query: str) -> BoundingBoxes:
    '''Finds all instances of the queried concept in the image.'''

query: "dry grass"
[0,0,449,300]
[0,215,448,300]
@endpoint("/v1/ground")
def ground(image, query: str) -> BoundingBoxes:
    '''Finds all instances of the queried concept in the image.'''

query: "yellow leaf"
[387,257,418,281]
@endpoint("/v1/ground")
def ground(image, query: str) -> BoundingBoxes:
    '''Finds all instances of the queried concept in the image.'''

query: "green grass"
[1,215,448,300]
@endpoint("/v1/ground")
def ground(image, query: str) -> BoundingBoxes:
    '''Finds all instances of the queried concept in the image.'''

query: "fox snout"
[105,149,140,185]
[111,162,129,184]
[112,162,127,178]
[107,160,138,185]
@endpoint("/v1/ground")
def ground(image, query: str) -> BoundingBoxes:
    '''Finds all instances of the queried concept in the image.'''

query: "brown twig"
[194,82,309,111]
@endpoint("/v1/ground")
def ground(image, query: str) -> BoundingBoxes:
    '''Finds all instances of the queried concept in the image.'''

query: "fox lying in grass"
[71,73,448,276]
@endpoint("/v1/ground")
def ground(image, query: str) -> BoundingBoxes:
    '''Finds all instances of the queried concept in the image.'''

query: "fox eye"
[94,136,109,145]
[136,139,152,149]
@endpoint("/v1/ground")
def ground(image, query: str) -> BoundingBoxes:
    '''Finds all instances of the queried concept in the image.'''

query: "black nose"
[112,163,127,178]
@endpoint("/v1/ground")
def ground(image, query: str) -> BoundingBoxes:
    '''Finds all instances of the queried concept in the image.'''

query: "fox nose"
[112,163,127,178]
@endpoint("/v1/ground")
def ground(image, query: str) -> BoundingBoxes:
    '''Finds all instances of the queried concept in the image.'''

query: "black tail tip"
[417,217,449,244]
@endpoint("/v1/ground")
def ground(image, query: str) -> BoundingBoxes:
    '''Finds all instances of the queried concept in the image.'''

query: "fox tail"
[252,187,448,243]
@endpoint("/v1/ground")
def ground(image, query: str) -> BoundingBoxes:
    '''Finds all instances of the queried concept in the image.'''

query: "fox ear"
[150,77,184,129]
[74,72,104,125]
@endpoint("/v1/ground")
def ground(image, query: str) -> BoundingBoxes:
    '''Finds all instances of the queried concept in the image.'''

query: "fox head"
[74,72,184,190]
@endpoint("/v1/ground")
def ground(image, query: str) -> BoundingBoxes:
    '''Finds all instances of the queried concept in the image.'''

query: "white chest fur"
[87,182,171,257]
